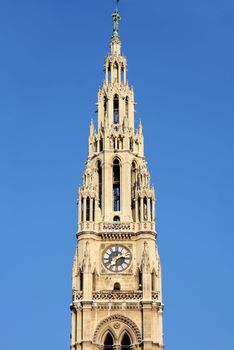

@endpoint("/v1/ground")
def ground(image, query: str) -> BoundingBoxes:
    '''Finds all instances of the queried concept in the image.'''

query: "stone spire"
[110,5,122,56]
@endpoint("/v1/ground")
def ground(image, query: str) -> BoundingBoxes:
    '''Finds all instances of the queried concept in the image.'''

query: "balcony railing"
[72,290,160,302]
[78,221,155,235]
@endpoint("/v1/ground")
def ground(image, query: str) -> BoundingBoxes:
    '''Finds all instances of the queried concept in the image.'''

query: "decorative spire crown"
[110,2,121,55]
[112,7,121,38]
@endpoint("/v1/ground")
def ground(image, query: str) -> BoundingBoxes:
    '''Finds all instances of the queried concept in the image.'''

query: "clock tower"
[70,5,164,350]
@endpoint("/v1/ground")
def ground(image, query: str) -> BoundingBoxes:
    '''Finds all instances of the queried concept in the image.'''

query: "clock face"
[103,245,131,272]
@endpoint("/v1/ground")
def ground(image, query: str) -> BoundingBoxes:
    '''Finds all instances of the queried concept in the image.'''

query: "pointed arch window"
[129,137,133,152]
[131,162,137,222]
[121,65,124,83]
[113,61,119,82]
[108,64,111,83]
[104,332,114,350]
[143,196,147,221]
[113,159,120,211]
[121,333,131,350]
[138,197,141,222]
[150,198,153,222]
[138,267,142,290]
[79,268,83,291]
[104,96,107,113]
[81,197,84,222]
[97,161,102,209]
[125,96,129,117]
[86,197,90,221]
[99,138,103,152]
[93,198,95,221]
[113,94,119,124]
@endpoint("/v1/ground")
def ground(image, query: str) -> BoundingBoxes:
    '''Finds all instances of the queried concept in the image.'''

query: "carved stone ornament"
[113,322,120,329]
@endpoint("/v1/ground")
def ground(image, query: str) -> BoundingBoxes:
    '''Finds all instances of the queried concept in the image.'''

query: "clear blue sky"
[0,0,233,349]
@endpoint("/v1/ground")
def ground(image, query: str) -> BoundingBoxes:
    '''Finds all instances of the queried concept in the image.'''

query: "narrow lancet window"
[99,138,103,152]
[143,197,147,221]
[138,268,142,290]
[79,269,83,291]
[121,65,124,83]
[104,333,114,350]
[97,161,102,209]
[93,198,95,221]
[125,96,129,117]
[121,333,131,350]
[131,162,137,221]
[104,96,107,113]
[86,197,90,221]
[113,159,120,211]
[150,198,153,222]
[113,94,119,124]
[81,197,84,222]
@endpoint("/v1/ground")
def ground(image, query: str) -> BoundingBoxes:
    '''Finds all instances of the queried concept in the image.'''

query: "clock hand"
[110,254,122,265]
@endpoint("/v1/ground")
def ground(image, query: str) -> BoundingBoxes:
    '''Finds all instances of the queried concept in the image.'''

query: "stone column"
[142,302,153,350]
[71,309,76,348]
[152,199,155,222]
[124,67,127,85]
[78,197,81,224]
[122,160,131,221]
[105,65,108,84]
[76,306,82,349]
[135,197,138,222]
[118,65,121,84]
[82,302,93,349]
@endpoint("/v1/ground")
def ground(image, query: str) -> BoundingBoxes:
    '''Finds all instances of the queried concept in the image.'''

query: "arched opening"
[131,162,137,222]
[86,197,90,221]
[138,267,142,290]
[113,159,120,211]
[129,137,133,152]
[104,332,114,350]
[94,139,98,152]
[99,138,103,152]
[138,197,141,222]
[113,282,121,291]
[143,197,147,221]
[150,198,153,222]
[104,96,107,113]
[108,64,111,83]
[113,94,119,124]
[113,61,119,82]
[97,161,102,209]
[93,270,97,291]
[92,198,95,221]
[125,96,129,117]
[121,65,124,83]
[113,215,120,222]
[79,269,83,291]
[121,332,131,350]
[81,197,84,222]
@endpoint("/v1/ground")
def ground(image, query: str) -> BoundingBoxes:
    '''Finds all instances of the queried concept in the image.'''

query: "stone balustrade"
[78,221,155,235]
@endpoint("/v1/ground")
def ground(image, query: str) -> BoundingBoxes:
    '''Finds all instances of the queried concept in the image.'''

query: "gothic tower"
[70,6,164,350]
